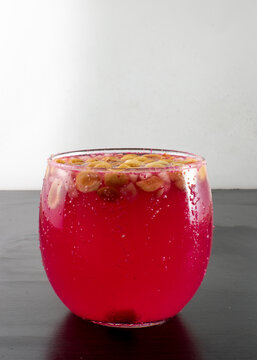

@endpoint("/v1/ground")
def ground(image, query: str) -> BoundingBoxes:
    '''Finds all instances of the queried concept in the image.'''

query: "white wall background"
[0,0,256,189]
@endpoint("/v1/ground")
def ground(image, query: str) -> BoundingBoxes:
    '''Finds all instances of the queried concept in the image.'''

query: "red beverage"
[39,149,213,327]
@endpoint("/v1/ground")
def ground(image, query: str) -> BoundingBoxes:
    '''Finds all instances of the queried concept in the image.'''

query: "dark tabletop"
[0,190,256,360]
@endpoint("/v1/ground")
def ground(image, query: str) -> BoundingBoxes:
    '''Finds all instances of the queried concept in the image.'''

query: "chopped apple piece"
[145,160,169,168]
[68,158,85,165]
[124,159,142,167]
[169,171,185,190]
[198,165,207,181]
[136,176,164,192]
[76,171,101,193]
[121,154,138,161]
[104,172,129,187]
[48,178,64,209]
[97,186,120,201]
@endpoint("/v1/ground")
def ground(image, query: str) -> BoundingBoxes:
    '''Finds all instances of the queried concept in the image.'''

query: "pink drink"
[39,149,213,327]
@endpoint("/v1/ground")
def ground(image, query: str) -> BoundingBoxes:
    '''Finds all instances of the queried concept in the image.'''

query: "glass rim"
[48,148,206,172]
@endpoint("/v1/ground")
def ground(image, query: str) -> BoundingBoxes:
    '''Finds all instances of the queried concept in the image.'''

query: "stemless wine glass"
[39,148,213,328]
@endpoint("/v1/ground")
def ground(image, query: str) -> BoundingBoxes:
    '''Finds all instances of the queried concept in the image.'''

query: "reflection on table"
[46,313,202,360]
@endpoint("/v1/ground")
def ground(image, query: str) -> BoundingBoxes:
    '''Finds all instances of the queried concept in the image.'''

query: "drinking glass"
[39,148,213,328]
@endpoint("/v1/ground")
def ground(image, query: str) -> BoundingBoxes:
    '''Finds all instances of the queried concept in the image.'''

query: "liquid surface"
[54,152,199,169]
[39,152,213,324]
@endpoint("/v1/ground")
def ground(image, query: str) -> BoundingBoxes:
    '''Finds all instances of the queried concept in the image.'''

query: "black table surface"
[0,190,256,360]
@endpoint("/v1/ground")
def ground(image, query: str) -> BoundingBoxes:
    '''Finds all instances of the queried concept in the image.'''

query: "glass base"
[91,319,166,328]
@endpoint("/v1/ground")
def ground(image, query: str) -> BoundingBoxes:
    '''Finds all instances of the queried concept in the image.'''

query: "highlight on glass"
[39,148,213,328]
